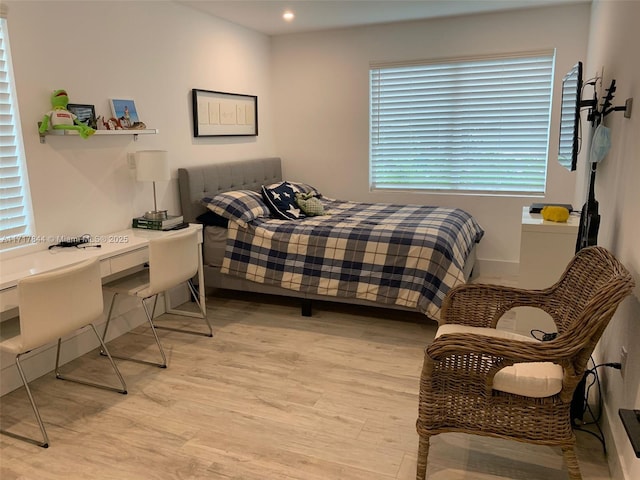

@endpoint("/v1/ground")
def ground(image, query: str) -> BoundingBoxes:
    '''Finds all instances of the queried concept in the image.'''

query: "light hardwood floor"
[0,288,611,479]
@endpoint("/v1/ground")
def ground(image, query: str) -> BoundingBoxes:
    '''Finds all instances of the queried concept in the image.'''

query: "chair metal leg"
[101,293,167,368]
[55,324,127,394]
[150,292,159,319]
[0,354,49,448]
[100,291,119,352]
[154,279,213,337]
[141,296,168,368]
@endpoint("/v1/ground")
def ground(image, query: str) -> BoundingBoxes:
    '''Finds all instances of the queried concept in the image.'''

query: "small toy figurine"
[39,89,95,139]
[107,117,122,130]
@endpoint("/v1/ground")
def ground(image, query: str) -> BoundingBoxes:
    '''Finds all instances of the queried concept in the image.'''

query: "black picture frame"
[67,103,96,129]
[192,89,258,137]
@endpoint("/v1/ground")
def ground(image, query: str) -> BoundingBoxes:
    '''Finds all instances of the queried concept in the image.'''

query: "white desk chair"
[0,258,127,448]
[101,228,212,368]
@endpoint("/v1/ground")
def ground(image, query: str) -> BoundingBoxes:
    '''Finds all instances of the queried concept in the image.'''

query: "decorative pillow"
[201,190,270,227]
[264,181,322,198]
[261,182,305,220]
[290,182,322,198]
[196,210,229,228]
[296,192,325,216]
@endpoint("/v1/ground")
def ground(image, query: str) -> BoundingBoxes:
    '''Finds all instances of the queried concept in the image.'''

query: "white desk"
[0,224,206,397]
[0,224,205,318]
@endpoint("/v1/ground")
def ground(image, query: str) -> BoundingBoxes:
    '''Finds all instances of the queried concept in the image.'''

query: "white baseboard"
[602,400,632,480]
[603,406,624,480]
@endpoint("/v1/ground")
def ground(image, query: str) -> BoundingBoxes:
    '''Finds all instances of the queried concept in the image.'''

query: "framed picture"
[109,99,140,128]
[67,103,96,129]
[192,89,258,137]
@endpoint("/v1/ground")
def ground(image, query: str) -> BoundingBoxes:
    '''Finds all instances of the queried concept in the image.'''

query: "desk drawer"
[0,287,18,316]
[109,248,149,274]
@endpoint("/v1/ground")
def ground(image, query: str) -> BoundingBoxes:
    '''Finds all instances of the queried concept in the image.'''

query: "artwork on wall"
[192,89,258,137]
[109,99,140,128]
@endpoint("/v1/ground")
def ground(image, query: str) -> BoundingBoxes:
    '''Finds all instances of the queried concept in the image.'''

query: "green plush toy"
[39,89,95,139]
[296,192,325,216]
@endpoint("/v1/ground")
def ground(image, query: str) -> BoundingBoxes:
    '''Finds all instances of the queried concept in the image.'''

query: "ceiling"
[177,0,588,36]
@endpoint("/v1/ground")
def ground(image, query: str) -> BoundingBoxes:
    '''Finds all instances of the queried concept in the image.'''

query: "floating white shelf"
[38,127,158,144]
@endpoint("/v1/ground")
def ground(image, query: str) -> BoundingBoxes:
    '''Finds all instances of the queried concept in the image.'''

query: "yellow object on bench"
[541,205,570,222]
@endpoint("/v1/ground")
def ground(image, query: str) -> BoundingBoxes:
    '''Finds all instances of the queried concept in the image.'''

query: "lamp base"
[143,210,168,221]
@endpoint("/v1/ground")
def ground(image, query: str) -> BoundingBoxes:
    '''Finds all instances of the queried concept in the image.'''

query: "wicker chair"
[416,246,635,480]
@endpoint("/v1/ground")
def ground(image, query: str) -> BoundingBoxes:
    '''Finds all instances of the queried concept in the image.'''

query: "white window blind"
[370,53,555,194]
[0,9,33,248]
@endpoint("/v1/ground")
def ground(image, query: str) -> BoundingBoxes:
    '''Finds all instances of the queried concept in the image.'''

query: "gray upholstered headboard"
[178,157,282,223]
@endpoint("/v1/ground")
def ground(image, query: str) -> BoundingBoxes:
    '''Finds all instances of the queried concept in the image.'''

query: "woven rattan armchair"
[416,246,635,480]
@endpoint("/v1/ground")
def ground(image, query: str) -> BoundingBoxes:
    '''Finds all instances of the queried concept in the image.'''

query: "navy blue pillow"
[261,182,305,220]
[196,210,229,228]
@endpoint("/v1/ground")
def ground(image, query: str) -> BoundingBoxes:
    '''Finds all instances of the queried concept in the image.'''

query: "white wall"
[583,1,640,479]
[6,0,276,246]
[271,4,590,271]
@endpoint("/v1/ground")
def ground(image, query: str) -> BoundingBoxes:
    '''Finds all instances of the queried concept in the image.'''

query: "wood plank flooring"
[0,289,612,479]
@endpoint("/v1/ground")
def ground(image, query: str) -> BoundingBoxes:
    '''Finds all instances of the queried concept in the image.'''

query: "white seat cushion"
[435,324,563,398]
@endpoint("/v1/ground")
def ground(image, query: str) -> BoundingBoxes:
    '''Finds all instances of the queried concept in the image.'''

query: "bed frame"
[178,157,476,316]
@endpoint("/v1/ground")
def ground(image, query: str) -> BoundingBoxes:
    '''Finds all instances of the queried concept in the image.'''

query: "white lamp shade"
[135,150,170,182]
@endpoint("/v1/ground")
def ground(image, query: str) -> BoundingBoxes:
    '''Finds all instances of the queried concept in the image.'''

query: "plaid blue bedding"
[220,199,484,320]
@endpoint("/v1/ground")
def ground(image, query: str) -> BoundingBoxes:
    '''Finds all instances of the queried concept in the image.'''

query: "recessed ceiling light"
[283,10,295,22]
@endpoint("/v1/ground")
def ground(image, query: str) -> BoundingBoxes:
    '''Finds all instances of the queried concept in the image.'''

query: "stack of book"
[132,215,186,231]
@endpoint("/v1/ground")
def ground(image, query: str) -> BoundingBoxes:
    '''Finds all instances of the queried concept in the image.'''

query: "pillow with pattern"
[201,190,270,227]
[261,182,305,220]
[290,182,322,198]
[264,181,322,198]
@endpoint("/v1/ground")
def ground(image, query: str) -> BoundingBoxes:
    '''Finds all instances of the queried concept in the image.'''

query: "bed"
[178,157,483,321]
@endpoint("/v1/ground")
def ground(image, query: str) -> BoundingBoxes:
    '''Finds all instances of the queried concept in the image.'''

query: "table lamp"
[135,150,170,220]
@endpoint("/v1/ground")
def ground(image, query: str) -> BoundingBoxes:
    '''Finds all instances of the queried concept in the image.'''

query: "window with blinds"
[370,52,555,194]
[1,12,33,249]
